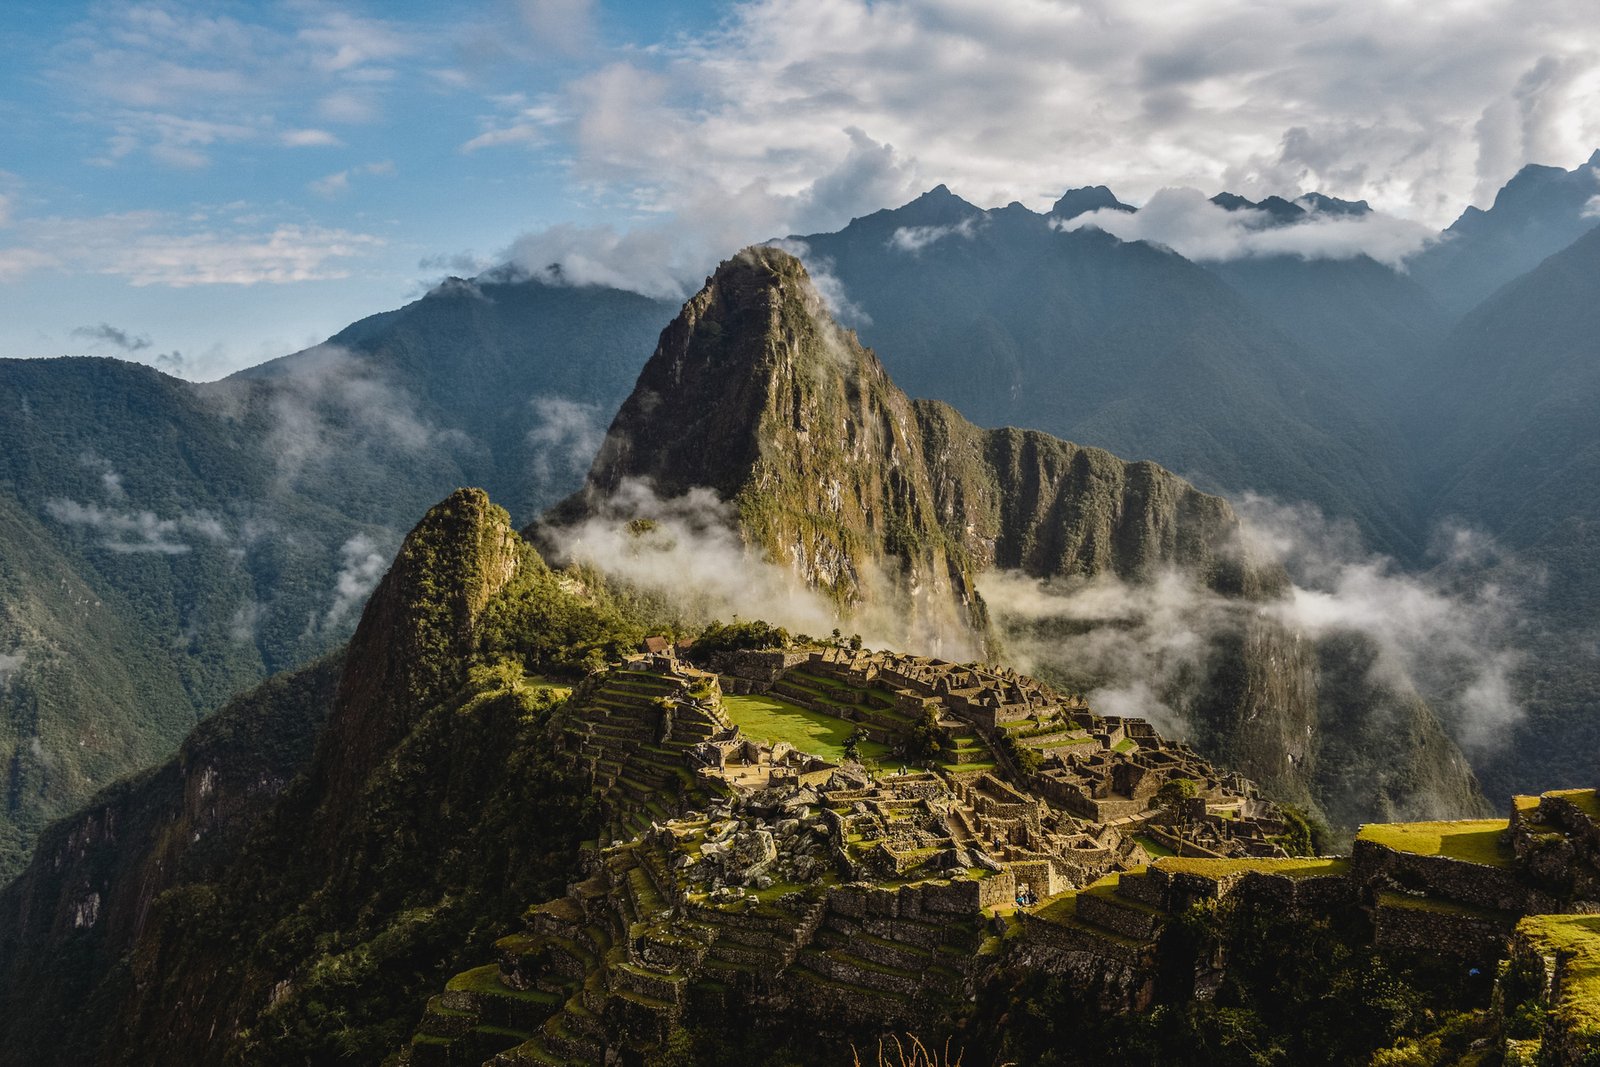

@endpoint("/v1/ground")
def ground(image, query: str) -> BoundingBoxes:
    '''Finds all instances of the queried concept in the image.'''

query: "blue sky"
[0,1,726,375]
[3,0,1598,378]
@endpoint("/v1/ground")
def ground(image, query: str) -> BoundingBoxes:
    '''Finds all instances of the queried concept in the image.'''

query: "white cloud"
[0,212,383,286]
[43,499,230,555]
[317,90,381,125]
[981,495,1535,756]
[1237,495,1534,752]
[49,3,414,161]
[297,12,415,74]
[0,247,59,282]
[516,0,596,55]
[888,215,981,253]
[323,533,389,630]
[280,128,342,147]
[460,97,564,152]
[494,0,1600,292]
[0,650,24,683]
[309,160,397,198]
[546,479,978,659]
[229,599,267,644]
[504,124,918,299]
[1060,187,1438,268]
[765,239,870,326]
[528,394,605,487]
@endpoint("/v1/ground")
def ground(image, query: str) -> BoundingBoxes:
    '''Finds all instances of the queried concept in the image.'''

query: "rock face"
[550,246,1483,827]
[553,245,1274,651]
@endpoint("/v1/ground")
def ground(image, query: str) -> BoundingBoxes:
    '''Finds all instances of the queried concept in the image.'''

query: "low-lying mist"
[539,478,980,661]
[980,493,1534,758]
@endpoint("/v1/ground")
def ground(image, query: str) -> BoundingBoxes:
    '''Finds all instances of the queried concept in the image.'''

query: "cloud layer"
[543,478,978,660]
[1060,188,1438,268]
[482,0,1600,298]
[981,496,1533,756]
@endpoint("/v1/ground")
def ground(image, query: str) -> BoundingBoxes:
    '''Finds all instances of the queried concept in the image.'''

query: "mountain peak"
[1050,185,1134,219]
[312,487,522,831]
[555,242,1291,653]
[1298,191,1372,216]
[1211,192,1306,225]
[563,245,886,511]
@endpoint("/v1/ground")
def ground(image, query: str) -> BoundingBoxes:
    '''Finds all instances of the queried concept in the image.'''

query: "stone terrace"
[398,648,1600,1066]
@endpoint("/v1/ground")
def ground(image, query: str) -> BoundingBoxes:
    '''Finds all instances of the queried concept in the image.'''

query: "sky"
[2,0,1598,379]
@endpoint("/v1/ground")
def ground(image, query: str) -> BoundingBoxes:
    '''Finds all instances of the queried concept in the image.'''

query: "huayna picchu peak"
[545,246,1484,832]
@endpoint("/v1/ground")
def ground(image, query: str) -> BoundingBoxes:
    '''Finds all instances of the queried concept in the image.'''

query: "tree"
[1156,778,1200,812]
[844,727,866,762]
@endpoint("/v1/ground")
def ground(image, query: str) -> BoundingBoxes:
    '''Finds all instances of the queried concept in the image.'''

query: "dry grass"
[851,1035,1009,1067]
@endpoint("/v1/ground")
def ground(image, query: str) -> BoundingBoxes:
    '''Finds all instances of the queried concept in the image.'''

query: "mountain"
[791,189,1427,559]
[549,246,1484,826]
[6,159,1593,884]
[551,245,1272,649]
[1205,253,1450,390]
[0,483,1576,1067]
[0,279,672,879]
[0,488,620,1064]
[1050,184,1135,219]
[235,274,675,521]
[1409,151,1600,316]
[1210,191,1309,224]
[1406,223,1600,798]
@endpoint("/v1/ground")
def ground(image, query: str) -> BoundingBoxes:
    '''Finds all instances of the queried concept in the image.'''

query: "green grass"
[446,965,561,1004]
[1376,891,1515,922]
[1132,834,1176,858]
[720,692,890,762]
[1547,788,1600,821]
[1154,856,1350,880]
[1357,819,1513,867]
[1517,914,1600,1032]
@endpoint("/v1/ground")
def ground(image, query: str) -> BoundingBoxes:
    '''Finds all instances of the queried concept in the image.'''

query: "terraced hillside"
[401,639,1600,1065]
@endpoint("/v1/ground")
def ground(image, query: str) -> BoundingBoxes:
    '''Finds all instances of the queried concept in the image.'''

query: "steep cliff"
[550,247,1480,826]
[553,246,1275,651]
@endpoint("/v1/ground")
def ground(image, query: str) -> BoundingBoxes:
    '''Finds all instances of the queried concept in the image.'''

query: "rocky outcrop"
[312,487,522,837]
[546,247,1483,828]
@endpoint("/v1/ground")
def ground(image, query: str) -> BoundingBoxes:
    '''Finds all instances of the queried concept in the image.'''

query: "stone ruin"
[398,645,1600,1067]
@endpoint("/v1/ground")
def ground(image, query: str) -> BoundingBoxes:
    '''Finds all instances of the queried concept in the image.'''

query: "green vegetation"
[0,496,670,1066]
[901,707,947,761]
[982,895,1492,1066]
[997,728,1043,776]
[721,693,890,762]
[1513,914,1600,1034]
[689,620,792,661]
[1133,834,1176,858]
[1356,819,1513,867]
[1375,892,1514,921]
[1546,789,1600,821]
[1273,804,1324,857]
[1154,856,1350,880]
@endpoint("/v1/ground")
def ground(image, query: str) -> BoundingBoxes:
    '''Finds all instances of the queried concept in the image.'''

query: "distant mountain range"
[0,152,1596,878]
